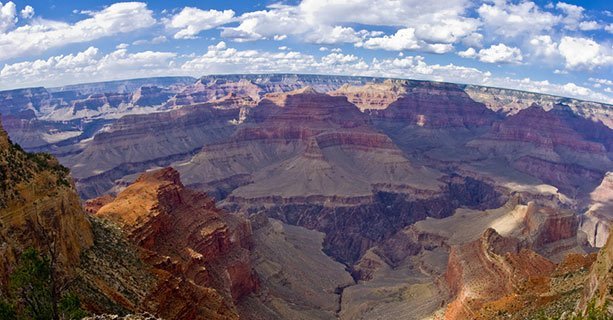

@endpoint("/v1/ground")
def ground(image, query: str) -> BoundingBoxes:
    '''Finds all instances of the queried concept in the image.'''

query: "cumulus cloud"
[458,47,476,58]
[0,1,17,33]
[360,28,453,53]
[0,2,156,61]
[529,35,558,58]
[221,0,477,49]
[478,1,559,38]
[556,1,584,29]
[0,46,176,88]
[461,44,523,64]
[166,8,235,39]
[578,20,600,31]
[558,36,613,70]
[20,5,33,19]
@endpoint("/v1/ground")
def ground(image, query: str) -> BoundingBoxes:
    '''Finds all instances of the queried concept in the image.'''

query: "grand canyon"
[0,73,611,319]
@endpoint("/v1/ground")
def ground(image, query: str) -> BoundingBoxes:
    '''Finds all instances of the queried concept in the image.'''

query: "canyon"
[0,74,611,319]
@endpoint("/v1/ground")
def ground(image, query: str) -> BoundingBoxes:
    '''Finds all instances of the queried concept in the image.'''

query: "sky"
[0,0,611,103]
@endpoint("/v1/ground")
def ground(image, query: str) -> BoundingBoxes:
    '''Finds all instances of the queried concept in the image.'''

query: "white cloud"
[362,28,419,51]
[606,24,613,34]
[0,2,156,61]
[322,53,358,64]
[220,7,307,42]
[462,32,483,48]
[578,20,600,31]
[305,25,364,44]
[0,46,176,88]
[529,35,558,58]
[414,18,477,44]
[132,35,167,46]
[361,28,453,53]
[478,1,559,38]
[0,1,17,33]
[115,43,129,49]
[166,8,234,39]
[558,36,613,70]
[589,78,613,86]
[221,0,477,49]
[458,47,476,58]
[475,43,523,64]
[556,1,584,29]
[20,5,33,19]
[561,82,591,96]
[152,35,167,44]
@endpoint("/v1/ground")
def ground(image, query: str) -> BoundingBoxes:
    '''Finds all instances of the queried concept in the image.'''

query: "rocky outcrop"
[131,86,175,107]
[579,228,613,314]
[0,119,93,288]
[369,82,499,128]
[329,80,407,111]
[467,104,612,197]
[49,77,195,95]
[580,172,613,247]
[0,87,51,119]
[464,85,613,128]
[62,101,242,198]
[479,105,608,153]
[167,79,263,107]
[443,228,556,319]
[511,156,605,195]
[96,168,258,305]
[70,93,132,113]
[84,194,115,214]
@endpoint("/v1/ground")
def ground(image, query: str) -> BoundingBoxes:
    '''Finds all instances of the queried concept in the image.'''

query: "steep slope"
[0,119,93,285]
[95,168,259,310]
[443,228,556,319]
[580,172,613,247]
[464,85,613,128]
[469,104,612,195]
[370,81,499,128]
[580,227,613,314]
[329,80,407,111]
[62,100,243,198]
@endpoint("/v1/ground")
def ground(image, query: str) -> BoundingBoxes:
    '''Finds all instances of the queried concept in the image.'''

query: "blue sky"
[0,0,611,103]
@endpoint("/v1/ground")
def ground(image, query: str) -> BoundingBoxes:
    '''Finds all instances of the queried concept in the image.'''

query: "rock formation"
[329,80,407,111]
[443,228,556,319]
[370,81,499,128]
[579,227,613,314]
[0,119,93,286]
[94,167,258,312]
[580,172,613,247]
[62,101,242,198]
